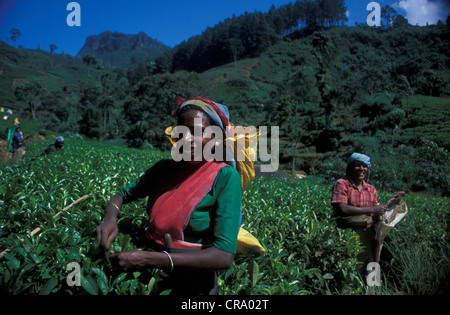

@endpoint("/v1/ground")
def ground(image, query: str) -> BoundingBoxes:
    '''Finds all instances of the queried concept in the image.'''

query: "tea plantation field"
[1,138,449,295]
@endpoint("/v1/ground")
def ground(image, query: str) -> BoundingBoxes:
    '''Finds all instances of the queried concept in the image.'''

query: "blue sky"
[0,0,448,56]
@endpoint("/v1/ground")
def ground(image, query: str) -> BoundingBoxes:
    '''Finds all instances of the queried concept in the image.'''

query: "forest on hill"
[1,0,449,197]
[152,0,348,73]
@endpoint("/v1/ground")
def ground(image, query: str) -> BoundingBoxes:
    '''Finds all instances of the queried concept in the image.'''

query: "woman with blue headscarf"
[331,152,387,272]
[41,136,64,156]
[95,97,242,295]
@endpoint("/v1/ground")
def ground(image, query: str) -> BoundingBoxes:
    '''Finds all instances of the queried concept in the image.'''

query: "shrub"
[0,139,448,295]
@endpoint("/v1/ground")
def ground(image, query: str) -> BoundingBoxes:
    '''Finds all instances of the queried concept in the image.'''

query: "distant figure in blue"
[42,136,64,156]
[12,125,26,163]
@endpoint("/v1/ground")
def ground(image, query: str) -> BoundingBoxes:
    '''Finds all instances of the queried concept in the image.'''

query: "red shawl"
[145,160,227,249]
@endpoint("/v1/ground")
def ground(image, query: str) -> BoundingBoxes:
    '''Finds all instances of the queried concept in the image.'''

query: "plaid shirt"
[331,178,378,208]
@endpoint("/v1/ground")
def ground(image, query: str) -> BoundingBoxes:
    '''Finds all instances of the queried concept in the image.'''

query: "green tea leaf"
[322,273,334,280]
[92,267,109,295]
[5,253,20,270]
[120,234,131,252]
[80,272,99,295]
[249,259,259,288]
[39,278,58,295]
[146,276,156,295]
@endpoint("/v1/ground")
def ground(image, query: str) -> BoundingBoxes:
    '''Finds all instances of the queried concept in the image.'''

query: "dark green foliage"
[0,1,448,297]
[0,139,170,295]
[1,3,449,198]
[2,139,447,295]
[384,194,450,294]
[398,95,450,149]
[153,0,348,74]
[257,24,449,196]
[358,92,405,134]
[122,72,208,149]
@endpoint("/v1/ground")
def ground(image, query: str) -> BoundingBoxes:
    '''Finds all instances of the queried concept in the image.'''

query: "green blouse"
[117,160,242,254]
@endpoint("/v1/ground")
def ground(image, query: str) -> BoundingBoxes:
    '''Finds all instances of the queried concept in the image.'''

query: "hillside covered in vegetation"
[1,0,449,197]
[76,31,170,69]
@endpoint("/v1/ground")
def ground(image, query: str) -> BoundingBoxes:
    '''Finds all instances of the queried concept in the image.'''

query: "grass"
[381,193,450,294]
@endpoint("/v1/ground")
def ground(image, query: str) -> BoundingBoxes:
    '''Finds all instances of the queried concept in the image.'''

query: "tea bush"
[222,177,362,294]
[0,139,448,295]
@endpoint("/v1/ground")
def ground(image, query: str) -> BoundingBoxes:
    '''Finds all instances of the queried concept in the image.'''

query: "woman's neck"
[349,176,364,189]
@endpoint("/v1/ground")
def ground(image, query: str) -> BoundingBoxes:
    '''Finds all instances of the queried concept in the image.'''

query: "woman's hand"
[110,250,149,271]
[333,203,388,217]
[371,205,388,216]
[95,195,123,249]
[95,218,118,250]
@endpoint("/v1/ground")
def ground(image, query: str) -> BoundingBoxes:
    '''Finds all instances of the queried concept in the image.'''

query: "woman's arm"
[95,165,159,249]
[110,246,234,272]
[332,203,387,216]
[95,194,123,249]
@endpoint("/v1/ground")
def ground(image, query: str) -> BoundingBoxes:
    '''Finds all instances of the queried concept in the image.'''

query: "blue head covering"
[347,152,371,167]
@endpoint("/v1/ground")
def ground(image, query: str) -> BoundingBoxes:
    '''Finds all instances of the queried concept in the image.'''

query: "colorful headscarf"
[170,97,235,167]
[172,97,230,132]
[167,96,259,192]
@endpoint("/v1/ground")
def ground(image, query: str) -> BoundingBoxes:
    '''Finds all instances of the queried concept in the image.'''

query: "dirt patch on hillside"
[245,59,259,79]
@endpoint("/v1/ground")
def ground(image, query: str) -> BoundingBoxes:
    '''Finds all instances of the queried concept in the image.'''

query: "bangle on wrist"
[107,201,121,213]
[162,250,174,272]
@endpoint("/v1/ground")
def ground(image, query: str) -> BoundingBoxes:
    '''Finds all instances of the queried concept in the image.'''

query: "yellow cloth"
[236,227,265,255]
[229,127,259,192]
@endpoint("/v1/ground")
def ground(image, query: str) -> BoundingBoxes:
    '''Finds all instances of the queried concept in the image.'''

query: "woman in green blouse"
[95,97,242,294]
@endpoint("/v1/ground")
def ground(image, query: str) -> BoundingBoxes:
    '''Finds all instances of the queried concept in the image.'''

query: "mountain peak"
[76,31,170,69]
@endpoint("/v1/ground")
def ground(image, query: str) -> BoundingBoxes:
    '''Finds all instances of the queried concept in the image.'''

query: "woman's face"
[349,161,369,182]
[177,109,214,163]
